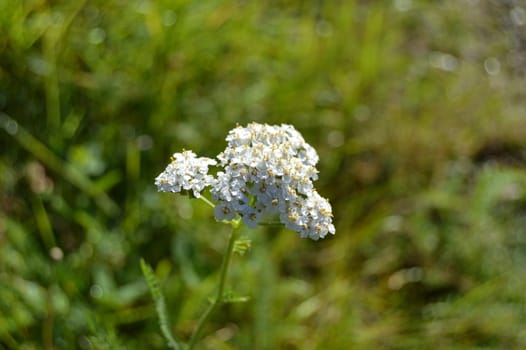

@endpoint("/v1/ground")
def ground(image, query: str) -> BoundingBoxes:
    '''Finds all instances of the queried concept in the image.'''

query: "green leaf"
[222,290,250,304]
[233,237,251,256]
[140,259,181,350]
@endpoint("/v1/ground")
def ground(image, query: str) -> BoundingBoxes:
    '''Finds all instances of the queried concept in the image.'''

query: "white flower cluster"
[155,123,335,240]
[154,150,216,198]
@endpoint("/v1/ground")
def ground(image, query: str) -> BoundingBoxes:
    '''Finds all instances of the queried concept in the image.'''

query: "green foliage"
[140,259,180,350]
[233,237,251,256]
[1,0,526,349]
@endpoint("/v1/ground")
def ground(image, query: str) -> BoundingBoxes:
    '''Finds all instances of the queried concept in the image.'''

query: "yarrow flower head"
[155,123,335,240]
[154,150,216,198]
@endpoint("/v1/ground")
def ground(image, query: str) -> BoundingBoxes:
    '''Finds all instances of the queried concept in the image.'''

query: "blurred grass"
[1,0,526,349]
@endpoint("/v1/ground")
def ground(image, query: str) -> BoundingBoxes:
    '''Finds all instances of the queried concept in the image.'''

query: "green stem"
[186,221,241,350]
[199,195,216,209]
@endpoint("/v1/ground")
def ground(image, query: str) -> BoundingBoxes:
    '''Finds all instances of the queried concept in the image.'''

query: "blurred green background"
[2,0,526,349]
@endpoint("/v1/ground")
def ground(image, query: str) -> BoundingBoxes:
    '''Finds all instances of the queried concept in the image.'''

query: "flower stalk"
[186,220,241,350]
